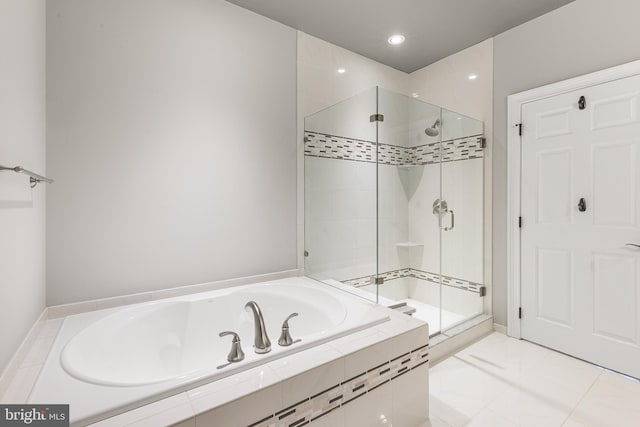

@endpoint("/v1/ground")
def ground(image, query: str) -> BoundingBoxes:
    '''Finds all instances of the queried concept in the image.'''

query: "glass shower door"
[440,109,486,333]
[375,88,444,333]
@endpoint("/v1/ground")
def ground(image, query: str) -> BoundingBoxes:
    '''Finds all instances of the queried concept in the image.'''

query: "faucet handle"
[282,312,299,328]
[219,331,245,363]
[278,313,299,347]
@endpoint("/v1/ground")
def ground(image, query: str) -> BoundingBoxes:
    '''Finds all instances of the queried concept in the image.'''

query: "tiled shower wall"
[304,156,377,282]
[304,129,484,317]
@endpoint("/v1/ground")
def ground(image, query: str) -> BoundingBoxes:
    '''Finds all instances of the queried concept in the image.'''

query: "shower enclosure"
[304,87,486,336]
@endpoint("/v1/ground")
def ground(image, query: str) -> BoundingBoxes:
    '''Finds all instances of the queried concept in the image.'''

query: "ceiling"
[225,0,574,73]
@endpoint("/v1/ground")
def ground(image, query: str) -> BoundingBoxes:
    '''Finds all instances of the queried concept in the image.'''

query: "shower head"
[425,119,440,137]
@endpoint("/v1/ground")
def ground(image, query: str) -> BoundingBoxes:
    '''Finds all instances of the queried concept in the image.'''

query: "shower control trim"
[432,199,448,215]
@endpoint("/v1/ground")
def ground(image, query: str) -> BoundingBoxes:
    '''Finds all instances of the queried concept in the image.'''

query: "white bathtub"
[29,277,389,425]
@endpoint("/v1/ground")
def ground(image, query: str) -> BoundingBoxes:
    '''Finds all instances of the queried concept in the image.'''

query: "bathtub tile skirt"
[215,342,430,427]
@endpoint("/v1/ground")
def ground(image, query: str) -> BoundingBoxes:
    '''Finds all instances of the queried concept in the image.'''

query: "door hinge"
[518,307,522,319]
[478,137,487,149]
[304,250,309,257]
[370,114,384,123]
[519,216,523,228]
[516,123,523,136]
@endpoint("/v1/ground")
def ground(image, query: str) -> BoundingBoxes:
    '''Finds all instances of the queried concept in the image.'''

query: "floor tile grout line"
[451,347,603,426]
[558,369,603,426]
[446,355,514,423]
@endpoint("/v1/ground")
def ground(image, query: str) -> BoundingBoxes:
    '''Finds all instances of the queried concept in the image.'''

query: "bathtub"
[29,277,389,425]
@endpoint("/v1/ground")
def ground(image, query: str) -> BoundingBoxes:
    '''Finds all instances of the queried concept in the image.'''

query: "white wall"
[298,32,409,120]
[408,39,494,123]
[46,0,297,305]
[304,86,378,143]
[492,0,640,326]
[0,0,47,373]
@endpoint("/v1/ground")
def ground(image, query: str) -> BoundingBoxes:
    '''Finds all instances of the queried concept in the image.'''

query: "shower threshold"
[397,298,480,336]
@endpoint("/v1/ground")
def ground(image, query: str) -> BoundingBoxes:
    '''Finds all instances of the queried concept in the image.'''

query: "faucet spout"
[244,301,271,354]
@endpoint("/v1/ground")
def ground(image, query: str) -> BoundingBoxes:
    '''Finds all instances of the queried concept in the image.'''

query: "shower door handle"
[444,210,455,231]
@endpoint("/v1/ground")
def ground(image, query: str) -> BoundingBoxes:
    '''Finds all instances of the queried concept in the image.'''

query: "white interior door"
[521,74,640,379]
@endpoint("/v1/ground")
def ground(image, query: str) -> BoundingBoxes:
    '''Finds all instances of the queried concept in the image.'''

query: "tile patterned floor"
[422,332,640,427]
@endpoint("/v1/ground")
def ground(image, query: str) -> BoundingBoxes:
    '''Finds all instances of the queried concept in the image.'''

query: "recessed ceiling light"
[388,34,405,45]
[337,68,346,74]
[468,74,478,80]
[411,93,419,98]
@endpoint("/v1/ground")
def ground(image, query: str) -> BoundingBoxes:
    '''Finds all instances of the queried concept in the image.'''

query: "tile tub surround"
[0,309,50,403]
[2,277,429,426]
[30,277,392,424]
[103,318,429,427]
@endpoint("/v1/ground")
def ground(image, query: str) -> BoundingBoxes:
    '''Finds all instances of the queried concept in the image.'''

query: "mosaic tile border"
[343,268,483,294]
[247,343,429,427]
[304,132,484,165]
[304,133,376,163]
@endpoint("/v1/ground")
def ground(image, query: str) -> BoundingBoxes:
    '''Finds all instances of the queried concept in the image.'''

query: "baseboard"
[0,307,48,399]
[47,269,300,319]
[493,323,507,335]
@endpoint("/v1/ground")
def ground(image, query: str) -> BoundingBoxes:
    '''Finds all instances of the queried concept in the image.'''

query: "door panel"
[521,73,640,379]
[592,142,636,227]
[536,107,572,139]
[537,149,573,224]
[590,92,639,130]
[593,253,638,346]
[537,248,573,327]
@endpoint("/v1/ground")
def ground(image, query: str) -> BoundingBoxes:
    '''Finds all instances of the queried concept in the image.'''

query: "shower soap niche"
[396,242,424,248]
